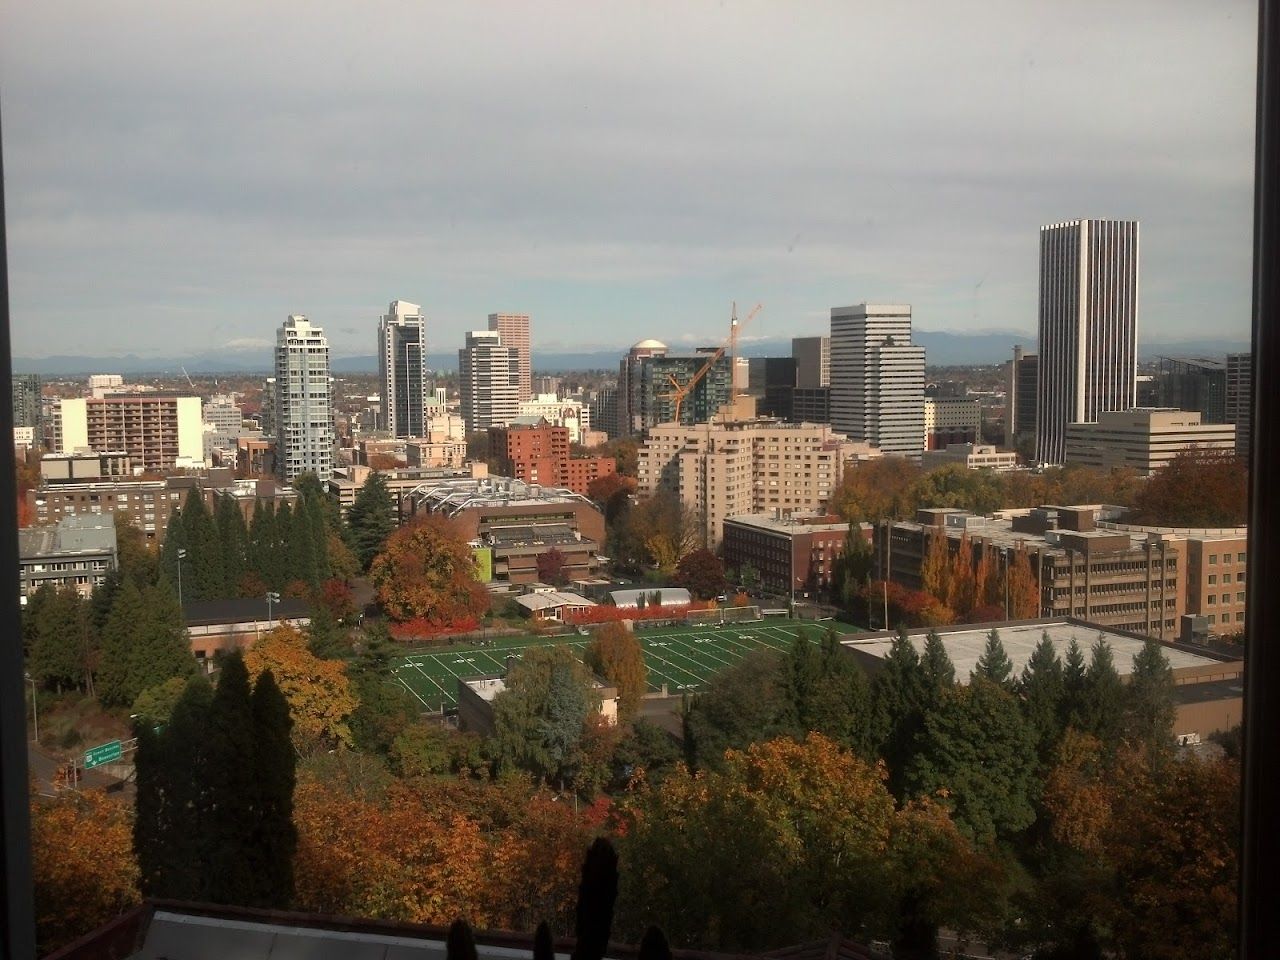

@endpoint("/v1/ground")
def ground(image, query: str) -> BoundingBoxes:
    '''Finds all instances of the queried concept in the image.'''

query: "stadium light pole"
[176,548,187,607]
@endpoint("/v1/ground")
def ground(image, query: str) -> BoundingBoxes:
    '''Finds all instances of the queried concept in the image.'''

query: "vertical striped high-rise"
[1035,219,1139,465]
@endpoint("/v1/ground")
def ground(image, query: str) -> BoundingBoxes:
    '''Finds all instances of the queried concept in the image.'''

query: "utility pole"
[25,673,37,743]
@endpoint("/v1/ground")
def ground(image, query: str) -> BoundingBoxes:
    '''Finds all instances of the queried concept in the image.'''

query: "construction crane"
[660,302,762,424]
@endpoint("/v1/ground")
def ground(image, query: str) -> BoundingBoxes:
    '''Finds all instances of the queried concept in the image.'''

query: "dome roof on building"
[632,338,668,351]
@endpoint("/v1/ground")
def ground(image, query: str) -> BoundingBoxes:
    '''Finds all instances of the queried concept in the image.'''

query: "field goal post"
[722,604,763,624]
[685,607,724,627]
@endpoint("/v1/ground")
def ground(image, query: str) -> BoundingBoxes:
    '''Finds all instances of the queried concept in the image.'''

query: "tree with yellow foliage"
[245,624,359,749]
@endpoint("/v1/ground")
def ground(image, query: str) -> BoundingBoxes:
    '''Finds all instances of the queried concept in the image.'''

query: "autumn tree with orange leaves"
[30,790,139,955]
[244,624,359,749]
[292,772,598,934]
[370,514,489,626]
[583,621,649,721]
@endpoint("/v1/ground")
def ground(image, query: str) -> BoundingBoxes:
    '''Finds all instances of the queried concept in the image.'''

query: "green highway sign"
[84,740,123,769]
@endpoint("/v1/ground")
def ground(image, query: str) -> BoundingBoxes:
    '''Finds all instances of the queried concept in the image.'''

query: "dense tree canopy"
[1129,450,1248,527]
[673,548,727,600]
[243,624,359,749]
[370,515,489,626]
[348,472,397,571]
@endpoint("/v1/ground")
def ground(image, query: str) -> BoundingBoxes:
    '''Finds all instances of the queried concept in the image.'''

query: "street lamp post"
[24,673,38,744]
[176,548,187,607]
[266,591,280,630]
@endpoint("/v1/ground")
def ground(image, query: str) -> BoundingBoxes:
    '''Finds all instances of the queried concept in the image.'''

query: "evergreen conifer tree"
[870,629,928,795]
[158,504,188,593]
[134,675,213,900]
[181,489,225,601]
[99,579,197,707]
[21,582,54,658]
[920,629,956,695]
[347,472,396,571]
[1060,637,1088,731]
[1081,637,1126,749]
[1019,631,1066,760]
[216,494,250,594]
[286,500,320,588]
[974,628,1014,688]
[785,631,820,730]
[90,567,122,634]
[29,587,93,693]
[204,653,259,904]
[806,627,873,757]
[1125,639,1176,755]
[274,502,295,588]
[305,494,331,580]
[305,603,347,659]
[249,669,296,908]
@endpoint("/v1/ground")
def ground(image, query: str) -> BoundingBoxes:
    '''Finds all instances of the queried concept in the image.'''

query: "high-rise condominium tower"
[488,313,532,401]
[378,300,429,437]
[829,303,925,458]
[274,315,334,482]
[1035,219,1139,465]
[459,330,520,435]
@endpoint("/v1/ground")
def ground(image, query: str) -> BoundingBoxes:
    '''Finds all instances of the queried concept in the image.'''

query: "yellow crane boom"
[660,302,762,423]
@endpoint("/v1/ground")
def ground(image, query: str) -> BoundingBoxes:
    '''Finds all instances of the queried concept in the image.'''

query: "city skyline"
[1,3,1255,360]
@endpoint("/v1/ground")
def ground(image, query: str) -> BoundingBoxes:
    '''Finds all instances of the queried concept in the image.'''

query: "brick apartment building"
[489,419,616,495]
[722,513,861,599]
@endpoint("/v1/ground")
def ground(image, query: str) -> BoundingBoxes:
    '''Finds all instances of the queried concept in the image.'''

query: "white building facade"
[459,330,520,435]
[830,303,925,459]
[274,315,335,482]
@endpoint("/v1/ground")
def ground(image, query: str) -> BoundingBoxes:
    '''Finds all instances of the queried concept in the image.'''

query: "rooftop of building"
[18,514,118,559]
[610,587,692,607]
[842,618,1238,680]
[514,591,596,612]
[181,598,313,627]
[725,512,851,535]
[412,476,596,517]
[631,338,668,350]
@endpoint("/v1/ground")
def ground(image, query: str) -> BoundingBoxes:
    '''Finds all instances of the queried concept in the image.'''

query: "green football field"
[389,619,862,712]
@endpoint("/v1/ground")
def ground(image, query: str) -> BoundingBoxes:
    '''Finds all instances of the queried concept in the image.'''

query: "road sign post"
[84,739,123,769]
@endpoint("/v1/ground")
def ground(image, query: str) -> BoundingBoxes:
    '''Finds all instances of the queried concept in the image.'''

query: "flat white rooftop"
[842,619,1226,681]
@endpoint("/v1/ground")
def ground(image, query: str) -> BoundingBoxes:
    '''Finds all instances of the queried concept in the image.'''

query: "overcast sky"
[0,2,1258,360]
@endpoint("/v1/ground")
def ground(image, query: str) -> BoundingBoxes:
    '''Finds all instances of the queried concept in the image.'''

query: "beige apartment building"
[1064,408,1237,474]
[58,394,204,471]
[635,402,876,547]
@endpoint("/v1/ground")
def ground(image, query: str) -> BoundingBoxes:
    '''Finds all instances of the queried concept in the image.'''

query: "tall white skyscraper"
[487,313,532,401]
[1035,219,1139,465]
[459,330,520,435]
[378,300,429,438]
[274,315,334,482]
[830,303,925,458]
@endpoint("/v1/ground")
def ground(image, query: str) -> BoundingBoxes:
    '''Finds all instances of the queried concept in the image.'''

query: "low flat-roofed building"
[514,590,597,622]
[18,514,118,603]
[842,617,1243,741]
[40,450,132,482]
[182,597,312,669]
[408,476,605,585]
[459,674,618,735]
[921,443,1020,472]
[1064,407,1237,475]
[722,512,854,599]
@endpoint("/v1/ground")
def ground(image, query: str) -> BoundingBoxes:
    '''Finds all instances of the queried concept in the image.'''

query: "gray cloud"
[0,1,1257,358]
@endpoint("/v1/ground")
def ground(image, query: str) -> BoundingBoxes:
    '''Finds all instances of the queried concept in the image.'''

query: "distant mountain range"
[12,331,1252,376]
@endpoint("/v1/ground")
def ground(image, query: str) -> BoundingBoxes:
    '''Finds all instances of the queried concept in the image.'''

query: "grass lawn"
[390,618,862,712]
